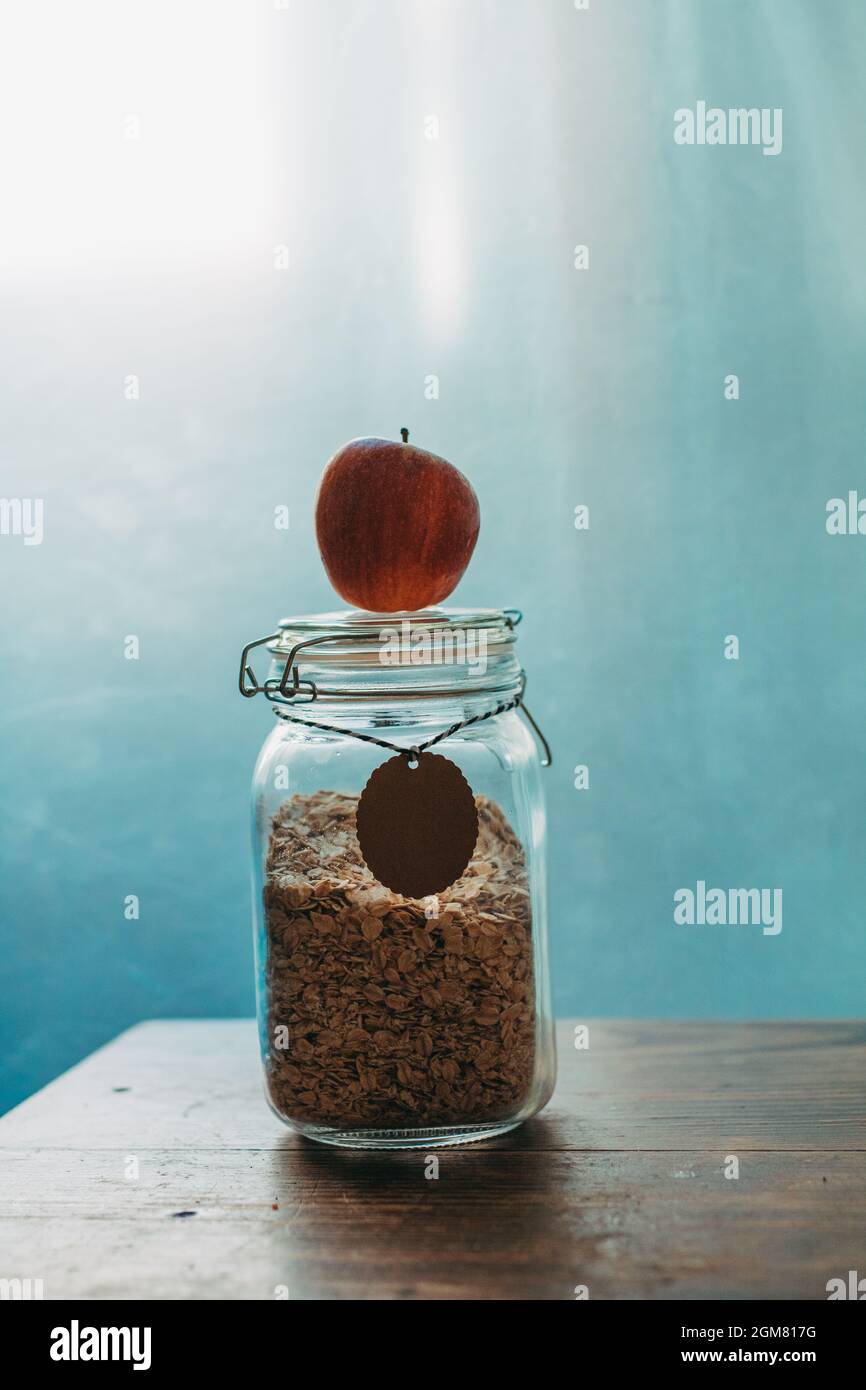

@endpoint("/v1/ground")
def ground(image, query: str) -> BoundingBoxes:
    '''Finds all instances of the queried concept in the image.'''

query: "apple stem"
[400,427,409,443]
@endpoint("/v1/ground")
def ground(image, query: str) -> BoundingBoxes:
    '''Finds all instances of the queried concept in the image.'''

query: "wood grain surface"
[1,1019,863,1300]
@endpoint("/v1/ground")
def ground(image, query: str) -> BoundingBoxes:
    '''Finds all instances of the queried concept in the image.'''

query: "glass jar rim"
[261,607,523,703]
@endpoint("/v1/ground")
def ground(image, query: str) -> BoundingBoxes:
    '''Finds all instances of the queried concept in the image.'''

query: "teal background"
[2,0,865,1112]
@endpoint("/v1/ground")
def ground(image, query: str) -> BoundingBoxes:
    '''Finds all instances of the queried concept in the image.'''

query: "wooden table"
[1,1020,863,1300]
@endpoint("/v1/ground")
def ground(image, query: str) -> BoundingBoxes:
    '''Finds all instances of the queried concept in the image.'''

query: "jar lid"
[239,607,524,703]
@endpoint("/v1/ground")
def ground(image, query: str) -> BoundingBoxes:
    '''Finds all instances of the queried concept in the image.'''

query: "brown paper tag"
[355,751,479,899]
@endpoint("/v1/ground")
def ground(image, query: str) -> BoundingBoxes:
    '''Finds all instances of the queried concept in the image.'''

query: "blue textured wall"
[2,0,865,1112]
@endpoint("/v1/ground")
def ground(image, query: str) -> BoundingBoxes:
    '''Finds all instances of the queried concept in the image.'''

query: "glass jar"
[239,608,555,1149]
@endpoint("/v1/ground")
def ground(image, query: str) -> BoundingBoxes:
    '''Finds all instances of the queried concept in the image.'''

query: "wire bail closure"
[239,631,376,704]
[237,610,551,766]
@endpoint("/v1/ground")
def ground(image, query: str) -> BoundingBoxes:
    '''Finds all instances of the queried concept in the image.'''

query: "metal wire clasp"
[239,630,376,703]
[238,632,317,703]
[517,671,552,768]
[237,615,552,767]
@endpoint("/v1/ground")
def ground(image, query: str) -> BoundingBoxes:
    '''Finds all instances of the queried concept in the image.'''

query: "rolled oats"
[263,790,536,1129]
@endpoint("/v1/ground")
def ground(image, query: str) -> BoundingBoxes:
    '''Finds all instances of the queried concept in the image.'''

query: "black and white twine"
[272,692,525,767]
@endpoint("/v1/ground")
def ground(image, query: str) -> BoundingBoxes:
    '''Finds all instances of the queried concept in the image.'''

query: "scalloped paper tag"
[355,752,479,899]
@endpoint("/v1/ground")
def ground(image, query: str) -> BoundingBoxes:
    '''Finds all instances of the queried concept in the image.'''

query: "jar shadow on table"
[263,1114,582,1299]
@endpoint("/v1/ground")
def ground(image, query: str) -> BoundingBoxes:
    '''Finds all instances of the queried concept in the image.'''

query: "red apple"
[315,432,480,612]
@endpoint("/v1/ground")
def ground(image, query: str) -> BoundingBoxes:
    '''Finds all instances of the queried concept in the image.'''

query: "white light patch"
[0,0,274,267]
[408,1,466,341]
[415,172,465,341]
